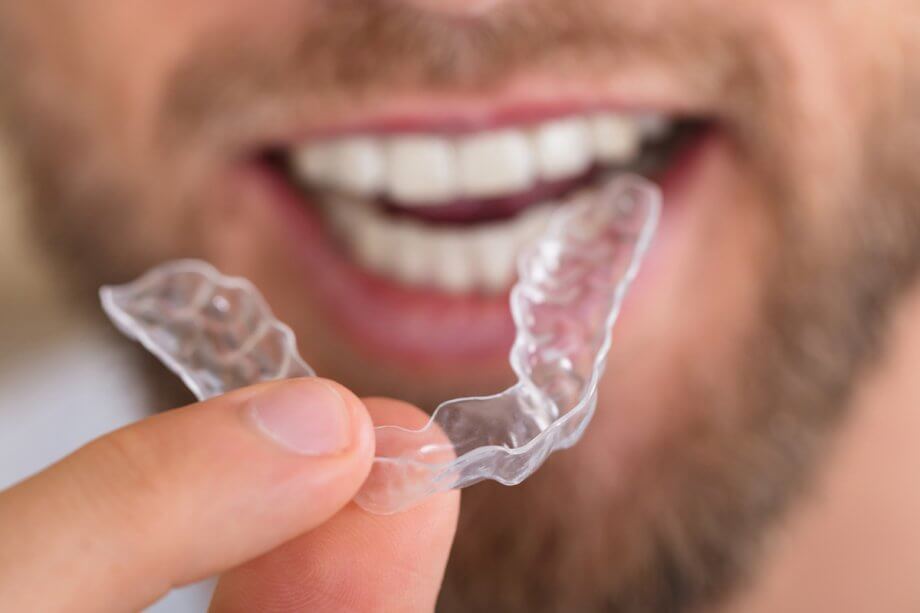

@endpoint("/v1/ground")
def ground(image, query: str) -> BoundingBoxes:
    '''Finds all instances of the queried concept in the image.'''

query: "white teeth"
[329,200,392,275]
[590,114,641,163]
[475,223,519,293]
[328,137,385,196]
[292,145,335,188]
[292,138,384,196]
[324,198,557,294]
[517,202,555,246]
[392,223,432,285]
[293,111,670,205]
[532,117,593,182]
[294,110,673,293]
[436,233,475,293]
[457,130,535,199]
[386,137,458,205]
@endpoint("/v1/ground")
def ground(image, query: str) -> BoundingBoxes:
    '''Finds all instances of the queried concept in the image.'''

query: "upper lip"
[296,100,678,141]
[240,71,712,152]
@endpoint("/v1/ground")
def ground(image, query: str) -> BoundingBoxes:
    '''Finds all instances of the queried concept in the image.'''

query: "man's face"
[3,1,920,610]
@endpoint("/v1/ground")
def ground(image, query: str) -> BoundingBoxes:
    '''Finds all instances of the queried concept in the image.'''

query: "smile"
[252,100,713,362]
[275,110,701,294]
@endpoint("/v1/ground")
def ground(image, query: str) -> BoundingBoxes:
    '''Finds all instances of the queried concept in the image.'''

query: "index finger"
[0,378,375,613]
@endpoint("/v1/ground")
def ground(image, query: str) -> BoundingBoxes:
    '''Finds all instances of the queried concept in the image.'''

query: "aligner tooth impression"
[100,174,660,514]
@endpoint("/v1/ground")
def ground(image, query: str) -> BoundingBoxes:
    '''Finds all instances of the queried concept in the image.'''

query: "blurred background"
[0,146,210,611]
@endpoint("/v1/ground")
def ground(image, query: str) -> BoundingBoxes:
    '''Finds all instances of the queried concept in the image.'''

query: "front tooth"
[475,221,518,293]
[518,203,555,248]
[590,114,641,163]
[457,130,535,199]
[533,117,592,182]
[386,137,458,205]
[435,232,474,293]
[391,223,433,286]
[292,143,336,187]
[327,137,384,196]
[349,206,396,276]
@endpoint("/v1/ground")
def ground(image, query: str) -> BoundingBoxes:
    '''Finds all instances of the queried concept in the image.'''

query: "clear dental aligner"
[100,174,660,514]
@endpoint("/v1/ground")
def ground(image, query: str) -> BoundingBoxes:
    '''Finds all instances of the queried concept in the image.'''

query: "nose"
[394,0,507,17]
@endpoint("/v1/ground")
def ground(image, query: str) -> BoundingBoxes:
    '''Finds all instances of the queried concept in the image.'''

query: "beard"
[441,137,920,611]
[2,2,920,611]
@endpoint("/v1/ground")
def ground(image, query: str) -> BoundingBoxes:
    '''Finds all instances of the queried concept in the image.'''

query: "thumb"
[0,378,375,613]
[211,398,460,613]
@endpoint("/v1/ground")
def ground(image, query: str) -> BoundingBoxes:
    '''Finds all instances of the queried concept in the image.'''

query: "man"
[1,0,920,611]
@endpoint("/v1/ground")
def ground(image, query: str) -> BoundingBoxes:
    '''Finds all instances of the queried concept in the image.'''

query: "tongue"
[380,166,601,226]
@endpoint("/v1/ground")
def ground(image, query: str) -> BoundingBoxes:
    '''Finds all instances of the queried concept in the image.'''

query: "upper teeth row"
[291,113,669,206]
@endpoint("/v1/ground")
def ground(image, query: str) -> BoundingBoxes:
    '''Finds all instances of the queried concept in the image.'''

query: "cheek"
[585,138,777,489]
[615,136,774,381]
[737,2,882,235]
[3,0,315,167]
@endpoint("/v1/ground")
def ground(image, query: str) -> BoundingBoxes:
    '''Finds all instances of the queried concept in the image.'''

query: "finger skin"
[0,378,375,613]
[211,398,461,613]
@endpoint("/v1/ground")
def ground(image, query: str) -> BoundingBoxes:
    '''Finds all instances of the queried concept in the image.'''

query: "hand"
[0,378,459,612]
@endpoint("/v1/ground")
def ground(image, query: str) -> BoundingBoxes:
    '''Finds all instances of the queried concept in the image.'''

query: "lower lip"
[245,131,713,366]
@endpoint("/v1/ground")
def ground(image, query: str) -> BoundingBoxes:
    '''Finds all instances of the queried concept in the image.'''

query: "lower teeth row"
[323,195,561,295]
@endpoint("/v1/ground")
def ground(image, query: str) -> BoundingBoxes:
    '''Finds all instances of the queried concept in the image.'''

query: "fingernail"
[248,380,352,455]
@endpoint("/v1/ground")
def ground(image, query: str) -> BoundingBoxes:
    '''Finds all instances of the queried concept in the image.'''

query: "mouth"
[252,104,712,363]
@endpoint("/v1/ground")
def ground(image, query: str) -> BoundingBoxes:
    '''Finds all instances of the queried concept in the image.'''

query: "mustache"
[159,0,778,149]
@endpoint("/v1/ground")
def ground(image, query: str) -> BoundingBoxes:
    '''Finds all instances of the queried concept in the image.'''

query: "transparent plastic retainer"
[100,174,660,514]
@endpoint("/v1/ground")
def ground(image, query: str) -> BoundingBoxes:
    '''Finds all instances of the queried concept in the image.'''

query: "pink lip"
[242,122,715,367]
[249,73,705,148]
[299,100,671,141]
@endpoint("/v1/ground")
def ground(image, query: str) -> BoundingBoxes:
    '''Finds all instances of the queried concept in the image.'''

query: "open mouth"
[253,106,711,362]
[265,110,706,295]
